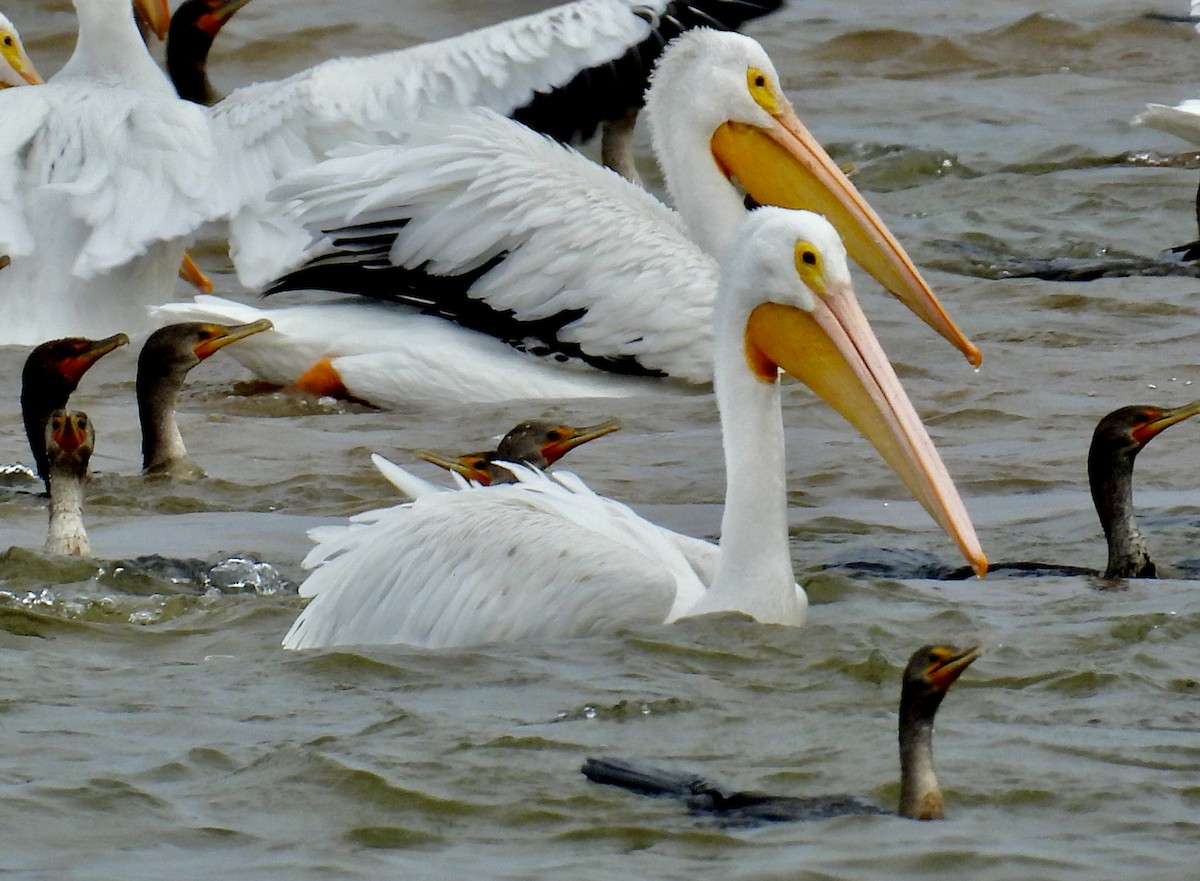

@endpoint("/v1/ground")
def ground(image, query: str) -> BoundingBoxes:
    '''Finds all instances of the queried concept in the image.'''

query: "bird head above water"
[22,333,129,490]
[137,319,272,473]
[1087,400,1200,579]
[898,643,981,820]
[417,419,622,485]
[44,409,96,557]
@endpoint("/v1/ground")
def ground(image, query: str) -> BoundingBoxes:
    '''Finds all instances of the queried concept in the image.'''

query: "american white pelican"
[416,419,623,486]
[160,30,978,406]
[21,333,130,492]
[281,208,987,651]
[0,12,42,87]
[582,643,981,822]
[44,409,95,557]
[136,319,273,473]
[0,0,226,345]
[0,0,784,346]
[165,0,784,171]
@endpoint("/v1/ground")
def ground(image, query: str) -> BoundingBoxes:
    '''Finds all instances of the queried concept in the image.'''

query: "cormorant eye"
[546,430,562,441]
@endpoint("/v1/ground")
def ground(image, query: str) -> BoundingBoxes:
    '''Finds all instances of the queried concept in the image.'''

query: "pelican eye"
[746,67,780,115]
[793,240,826,293]
[2,35,13,48]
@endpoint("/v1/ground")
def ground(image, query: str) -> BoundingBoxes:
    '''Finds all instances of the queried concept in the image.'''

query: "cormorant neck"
[21,377,74,490]
[1088,448,1154,578]
[46,470,89,556]
[898,708,943,820]
[137,364,189,472]
[167,9,218,104]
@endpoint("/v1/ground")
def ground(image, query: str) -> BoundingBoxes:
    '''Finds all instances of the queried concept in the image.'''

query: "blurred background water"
[3,1,1200,878]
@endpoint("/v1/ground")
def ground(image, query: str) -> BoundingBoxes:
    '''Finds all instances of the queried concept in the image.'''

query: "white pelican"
[160,30,979,406]
[0,0,226,345]
[281,208,987,651]
[0,0,783,346]
[0,13,42,87]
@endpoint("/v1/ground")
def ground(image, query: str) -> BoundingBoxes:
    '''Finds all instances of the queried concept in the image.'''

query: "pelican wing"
[239,108,716,384]
[283,461,704,649]
[208,0,782,209]
[0,83,225,276]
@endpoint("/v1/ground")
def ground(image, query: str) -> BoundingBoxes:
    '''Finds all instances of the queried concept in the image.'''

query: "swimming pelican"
[0,0,784,346]
[582,643,981,822]
[159,30,978,405]
[0,12,42,87]
[162,0,784,180]
[280,208,986,651]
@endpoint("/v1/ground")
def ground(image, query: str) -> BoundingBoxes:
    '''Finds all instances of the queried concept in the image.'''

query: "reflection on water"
[3,1,1200,878]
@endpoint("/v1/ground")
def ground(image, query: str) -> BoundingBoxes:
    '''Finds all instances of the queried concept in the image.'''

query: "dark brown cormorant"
[582,644,981,822]
[1089,401,1200,577]
[166,0,252,105]
[417,419,621,485]
[21,333,129,492]
[137,320,271,473]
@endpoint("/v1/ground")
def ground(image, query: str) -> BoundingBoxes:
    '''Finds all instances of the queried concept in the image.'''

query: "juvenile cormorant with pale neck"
[417,419,621,485]
[137,320,272,474]
[43,409,95,557]
[582,644,981,822]
[21,334,129,492]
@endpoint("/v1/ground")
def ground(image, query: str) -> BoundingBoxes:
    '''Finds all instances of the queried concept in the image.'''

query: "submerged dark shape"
[137,320,272,473]
[21,333,129,492]
[417,419,621,485]
[583,644,980,823]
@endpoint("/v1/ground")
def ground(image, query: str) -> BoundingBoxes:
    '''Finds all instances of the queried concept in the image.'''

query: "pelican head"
[0,13,43,86]
[648,29,980,368]
[723,207,986,576]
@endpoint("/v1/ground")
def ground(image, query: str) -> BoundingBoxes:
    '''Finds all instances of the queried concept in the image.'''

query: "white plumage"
[282,208,987,651]
[162,30,977,405]
[0,0,782,345]
[0,0,224,343]
[1133,1,1200,143]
